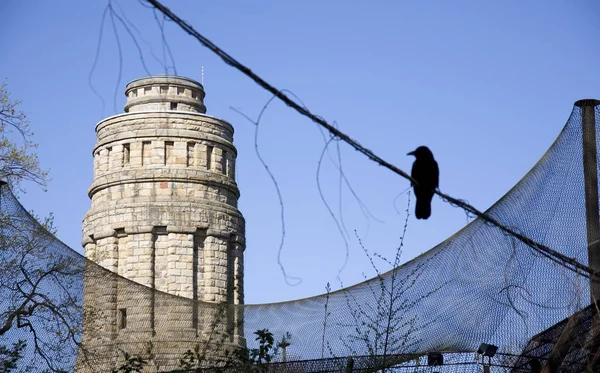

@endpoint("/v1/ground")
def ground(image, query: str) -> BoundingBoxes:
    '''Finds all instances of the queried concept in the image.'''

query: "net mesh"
[1,103,599,372]
[511,302,600,373]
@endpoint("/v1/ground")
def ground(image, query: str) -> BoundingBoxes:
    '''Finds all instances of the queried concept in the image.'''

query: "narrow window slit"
[107,147,112,170]
[206,145,214,170]
[118,308,127,330]
[187,142,195,167]
[142,141,151,166]
[123,144,130,166]
[165,141,174,165]
[222,150,228,175]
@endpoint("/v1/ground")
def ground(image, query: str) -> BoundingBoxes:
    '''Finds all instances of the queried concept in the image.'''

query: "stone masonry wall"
[77,76,245,372]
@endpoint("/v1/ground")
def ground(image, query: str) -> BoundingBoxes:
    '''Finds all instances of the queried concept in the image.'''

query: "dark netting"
[510,302,600,373]
[167,352,523,373]
[1,103,600,372]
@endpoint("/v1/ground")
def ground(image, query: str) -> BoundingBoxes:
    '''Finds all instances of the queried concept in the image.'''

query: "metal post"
[577,99,600,304]
[345,357,354,373]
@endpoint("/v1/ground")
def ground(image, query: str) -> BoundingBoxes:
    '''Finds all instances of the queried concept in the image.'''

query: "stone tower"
[77,76,245,371]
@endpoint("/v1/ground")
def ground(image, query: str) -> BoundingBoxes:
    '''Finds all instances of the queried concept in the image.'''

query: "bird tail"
[415,197,431,220]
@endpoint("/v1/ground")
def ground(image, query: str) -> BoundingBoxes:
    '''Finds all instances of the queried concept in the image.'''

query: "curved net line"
[0,104,598,371]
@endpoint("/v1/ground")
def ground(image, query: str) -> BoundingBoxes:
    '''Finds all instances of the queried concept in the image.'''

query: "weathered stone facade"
[76,76,245,372]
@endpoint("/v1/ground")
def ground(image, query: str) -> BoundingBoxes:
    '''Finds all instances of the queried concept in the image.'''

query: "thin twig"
[144,0,600,283]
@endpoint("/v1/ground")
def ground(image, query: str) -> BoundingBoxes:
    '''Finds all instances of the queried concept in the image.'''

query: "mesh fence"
[1,103,600,372]
[511,301,600,373]
[166,352,524,373]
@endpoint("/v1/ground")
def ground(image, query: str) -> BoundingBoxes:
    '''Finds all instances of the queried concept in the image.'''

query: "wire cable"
[143,0,600,283]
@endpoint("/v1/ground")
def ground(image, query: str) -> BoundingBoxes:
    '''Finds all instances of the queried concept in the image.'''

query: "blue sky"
[1,1,599,304]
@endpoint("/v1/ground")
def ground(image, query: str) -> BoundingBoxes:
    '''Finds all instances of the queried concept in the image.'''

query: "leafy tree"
[0,81,78,372]
[0,340,26,373]
[250,329,276,366]
[111,350,148,373]
[276,332,292,363]
[234,329,277,373]
[0,80,48,191]
[178,344,205,370]
[178,329,286,372]
[0,209,82,371]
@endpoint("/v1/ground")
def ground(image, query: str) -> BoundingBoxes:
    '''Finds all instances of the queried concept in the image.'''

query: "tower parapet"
[124,75,207,113]
[77,75,245,372]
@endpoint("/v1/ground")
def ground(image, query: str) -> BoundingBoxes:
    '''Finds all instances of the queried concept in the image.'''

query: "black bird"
[407,146,439,219]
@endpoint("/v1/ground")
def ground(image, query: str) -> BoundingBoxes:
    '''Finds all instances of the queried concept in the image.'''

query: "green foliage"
[179,344,204,370]
[276,332,292,363]
[250,329,275,365]
[0,80,48,192]
[177,329,287,372]
[231,329,279,372]
[111,350,148,373]
[0,81,60,373]
[0,340,26,373]
[277,332,292,350]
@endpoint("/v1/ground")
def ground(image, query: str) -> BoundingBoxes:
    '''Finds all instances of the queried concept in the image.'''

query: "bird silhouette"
[407,146,439,219]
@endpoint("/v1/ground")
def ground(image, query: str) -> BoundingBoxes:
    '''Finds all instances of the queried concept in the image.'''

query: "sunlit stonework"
[76,76,245,372]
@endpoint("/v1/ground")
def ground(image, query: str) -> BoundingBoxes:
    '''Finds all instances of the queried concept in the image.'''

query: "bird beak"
[407,151,415,156]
